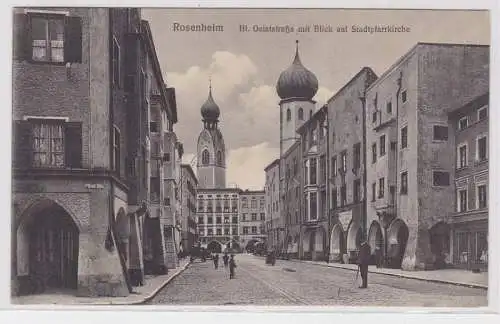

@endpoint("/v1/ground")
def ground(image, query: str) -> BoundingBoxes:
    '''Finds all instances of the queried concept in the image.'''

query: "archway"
[302,230,312,260]
[387,219,409,269]
[207,240,222,253]
[429,222,450,269]
[143,216,164,275]
[368,221,383,265]
[226,239,241,253]
[18,201,79,293]
[347,222,363,263]
[313,227,326,261]
[330,224,346,262]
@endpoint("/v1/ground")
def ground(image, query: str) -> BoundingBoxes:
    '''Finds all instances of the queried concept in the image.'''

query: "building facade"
[11,8,179,297]
[326,68,377,263]
[180,164,199,253]
[196,188,241,252]
[239,190,266,249]
[448,92,488,270]
[365,43,489,270]
[264,159,280,249]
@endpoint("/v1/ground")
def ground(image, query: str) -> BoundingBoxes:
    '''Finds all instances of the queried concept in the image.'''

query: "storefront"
[451,219,488,270]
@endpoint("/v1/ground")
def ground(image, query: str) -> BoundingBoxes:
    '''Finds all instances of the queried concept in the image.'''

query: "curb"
[287,259,488,290]
[120,260,191,305]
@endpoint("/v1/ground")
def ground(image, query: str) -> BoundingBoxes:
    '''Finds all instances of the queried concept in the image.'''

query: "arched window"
[298,108,304,120]
[286,108,291,121]
[202,149,210,165]
[310,109,313,119]
[217,151,222,165]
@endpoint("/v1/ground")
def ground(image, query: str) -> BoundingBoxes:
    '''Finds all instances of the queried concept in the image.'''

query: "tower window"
[202,149,210,165]
[217,150,222,165]
[286,108,291,121]
[309,110,313,119]
[298,108,304,120]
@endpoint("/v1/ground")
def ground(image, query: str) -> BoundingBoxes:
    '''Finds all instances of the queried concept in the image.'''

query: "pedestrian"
[229,254,237,279]
[223,252,229,268]
[357,240,371,289]
[213,253,219,269]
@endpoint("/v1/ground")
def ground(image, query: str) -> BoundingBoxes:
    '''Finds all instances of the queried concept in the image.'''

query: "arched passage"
[17,200,79,293]
[330,223,346,262]
[368,221,383,254]
[429,222,450,269]
[347,222,362,252]
[207,240,222,253]
[387,219,409,269]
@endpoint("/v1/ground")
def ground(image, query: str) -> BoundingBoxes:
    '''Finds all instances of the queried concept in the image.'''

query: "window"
[340,185,347,207]
[260,213,265,220]
[386,101,392,114]
[319,155,326,182]
[458,117,468,130]
[224,216,229,224]
[202,149,210,165]
[224,227,230,235]
[372,110,377,123]
[401,90,407,103]
[286,108,291,121]
[216,217,221,224]
[331,156,337,177]
[216,228,222,236]
[478,185,487,209]
[401,126,408,148]
[309,158,317,185]
[353,143,361,170]
[433,171,450,186]
[380,135,386,156]
[458,189,467,212]
[458,144,467,168]
[331,187,337,209]
[433,125,448,141]
[31,120,64,168]
[309,192,317,220]
[31,15,65,63]
[477,136,487,161]
[243,227,249,234]
[478,106,488,121]
[372,182,376,201]
[310,110,313,119]
[353,179,361,203]
[251,200,257,208]
[232,216,238,223]
[341,151,347,173]
[112,36,121,86]
[378,178,385,198]
[241,213,246,221]
[298,108,304,120]
[112,126,121,173]
[164,197,170,206]
[251,213,257,221]
[207,229,213,236]
[207,216,213,224]
[198,216,204,224]
[372,143,377,164]
[251,226,258,234]
[149,121,159,133]
[401,172,408,195]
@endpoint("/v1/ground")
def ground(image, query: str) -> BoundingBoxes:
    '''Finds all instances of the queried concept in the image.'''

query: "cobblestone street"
[147,254,487,307]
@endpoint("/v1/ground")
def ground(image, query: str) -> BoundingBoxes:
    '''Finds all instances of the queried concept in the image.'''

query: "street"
[147,254,487,307]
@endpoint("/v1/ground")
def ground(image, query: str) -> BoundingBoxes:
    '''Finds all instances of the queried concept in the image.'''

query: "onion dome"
[276,40,319,100]
[201,80,220,121]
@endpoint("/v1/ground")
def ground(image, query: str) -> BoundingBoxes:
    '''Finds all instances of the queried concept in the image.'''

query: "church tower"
[196,80,226,189]
[276,40,319,155]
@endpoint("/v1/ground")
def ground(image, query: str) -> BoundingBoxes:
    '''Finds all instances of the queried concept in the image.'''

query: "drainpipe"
[360,90,367,241]
[324,106,330,262]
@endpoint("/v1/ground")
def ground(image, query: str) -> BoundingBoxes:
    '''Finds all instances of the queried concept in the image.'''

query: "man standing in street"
[229,254,237,279]
[223,252,229,268]
[357,240,371,289]
[213,253,219,269]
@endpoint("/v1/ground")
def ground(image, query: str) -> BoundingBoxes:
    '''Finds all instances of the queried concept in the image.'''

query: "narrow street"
[147,254,487,307]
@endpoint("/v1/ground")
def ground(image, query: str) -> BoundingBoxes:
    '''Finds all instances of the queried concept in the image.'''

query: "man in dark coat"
[357,241,371,288]
[223,252,229,268]
[229,254,237,279]
[213,253,219,269]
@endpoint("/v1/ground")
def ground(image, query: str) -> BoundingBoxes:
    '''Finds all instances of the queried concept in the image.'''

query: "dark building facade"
[180,164,198,253]
[11,8,178,297]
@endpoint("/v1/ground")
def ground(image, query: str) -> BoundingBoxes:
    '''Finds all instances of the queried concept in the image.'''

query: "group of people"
[212,252,237,279]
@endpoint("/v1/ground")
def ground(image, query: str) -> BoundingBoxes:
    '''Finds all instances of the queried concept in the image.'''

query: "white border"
[2,0,499,323]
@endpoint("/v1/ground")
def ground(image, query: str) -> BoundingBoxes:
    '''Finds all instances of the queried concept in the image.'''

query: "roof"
[240,189,265,195]
[281,140,301,159]
[448,92,489,118]
[367,42,490,92]
[264,158,280,172]
[326,67,377,106]
[181,164,198,185]
[141,20,178,124]
[198,188,242,194]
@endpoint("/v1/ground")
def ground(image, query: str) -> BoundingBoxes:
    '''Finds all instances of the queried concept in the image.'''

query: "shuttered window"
[13,119,82,169]
[13,12,82,64]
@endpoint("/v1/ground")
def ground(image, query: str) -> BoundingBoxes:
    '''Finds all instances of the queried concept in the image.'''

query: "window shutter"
[64,16,82,63]
[64,122,82,168]
[12,120,33,168]
[13,13,30,61]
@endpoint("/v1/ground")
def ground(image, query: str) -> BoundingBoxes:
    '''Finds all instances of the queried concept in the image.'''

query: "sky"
[141,8,489,190]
